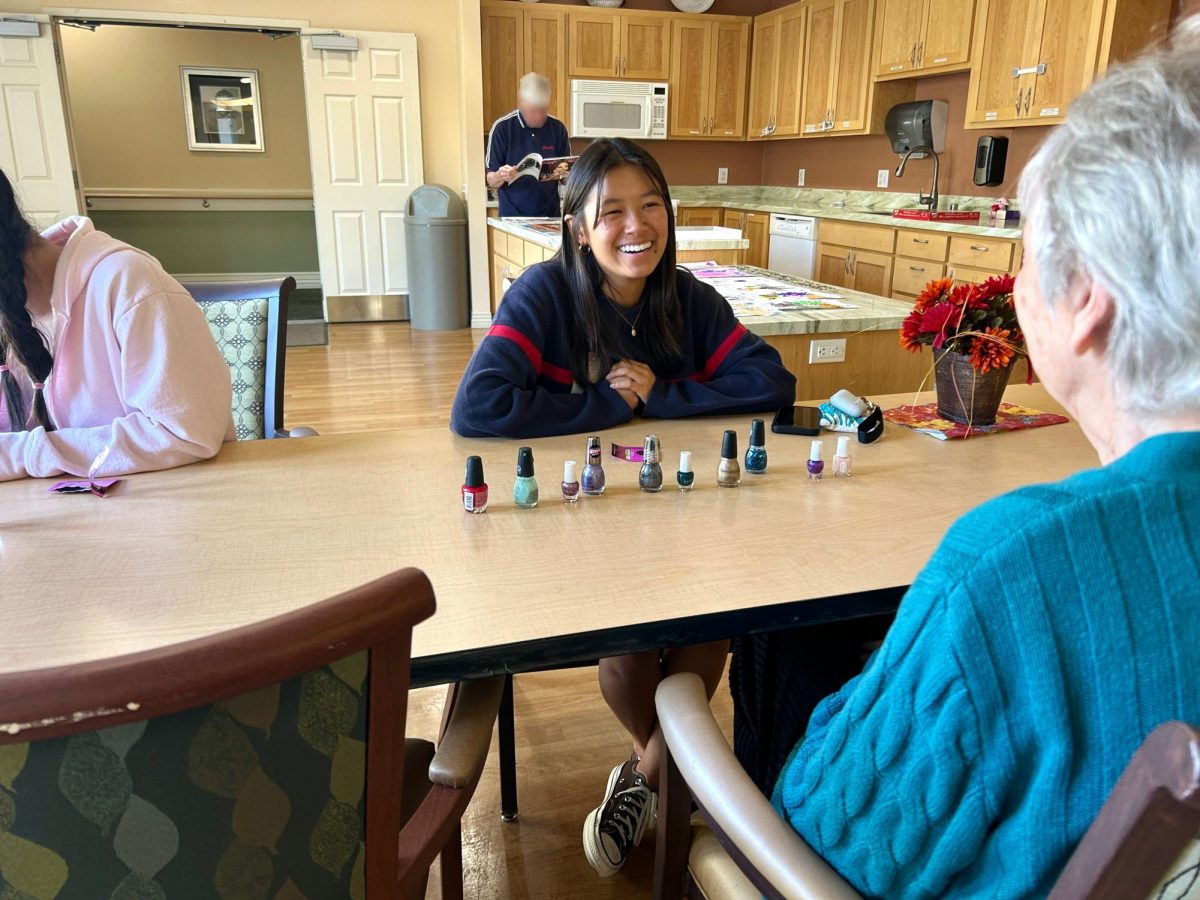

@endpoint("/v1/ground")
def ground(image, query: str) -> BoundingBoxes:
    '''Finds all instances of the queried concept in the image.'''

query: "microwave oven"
[570,79,668,140]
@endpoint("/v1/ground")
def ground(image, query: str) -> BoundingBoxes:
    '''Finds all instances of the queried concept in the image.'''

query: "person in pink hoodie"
[0,169,233,481]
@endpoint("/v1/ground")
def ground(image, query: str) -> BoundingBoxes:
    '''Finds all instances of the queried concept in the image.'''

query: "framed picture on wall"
[181,67,265,152]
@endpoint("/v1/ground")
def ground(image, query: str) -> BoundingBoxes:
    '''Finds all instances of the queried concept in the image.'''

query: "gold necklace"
[606,295,644,337]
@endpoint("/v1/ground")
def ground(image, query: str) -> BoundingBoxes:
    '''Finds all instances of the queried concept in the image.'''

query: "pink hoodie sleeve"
[0,290,233,481]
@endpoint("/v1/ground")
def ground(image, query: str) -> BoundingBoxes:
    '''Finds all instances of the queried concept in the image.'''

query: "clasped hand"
[607,359,656,410]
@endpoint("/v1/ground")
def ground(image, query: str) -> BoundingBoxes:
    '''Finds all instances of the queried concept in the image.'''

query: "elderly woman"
[771,28,1200,899]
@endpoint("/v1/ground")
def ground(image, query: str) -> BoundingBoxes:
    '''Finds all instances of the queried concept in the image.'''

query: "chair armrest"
[655,673,861,900]
[428,675,505,789]
[279,426,319,438]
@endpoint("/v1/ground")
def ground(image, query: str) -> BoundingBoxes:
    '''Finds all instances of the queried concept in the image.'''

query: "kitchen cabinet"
[722,209,770,268]
[677,207,723,227]
[965,0,1170,128]
[668,17,750,139]
[568,11,671,80]
[815,221,896,295]
[481,3,568,132]
[873,0,974,79]
[746,4,806,140]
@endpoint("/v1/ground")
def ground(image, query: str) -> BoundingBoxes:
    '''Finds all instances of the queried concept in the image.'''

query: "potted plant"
[899,274,1027,425]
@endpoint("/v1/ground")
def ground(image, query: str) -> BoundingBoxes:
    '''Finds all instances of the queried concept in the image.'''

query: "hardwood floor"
[284,323,739,899]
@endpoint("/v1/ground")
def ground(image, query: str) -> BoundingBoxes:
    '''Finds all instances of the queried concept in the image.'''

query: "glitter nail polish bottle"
[717,430,741,488]
[833,436,853,477]
[677,451,695,492]
[514,446,539,508]
[639,435,663,493]
[581,435,606,495]
[462,455,488,514]
[745,418,767,474]
[807,440,825,481]
[562,460,581,503]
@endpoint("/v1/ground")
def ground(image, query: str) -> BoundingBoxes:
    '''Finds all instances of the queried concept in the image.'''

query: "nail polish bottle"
[677,451,695,492]
[745,418,767,475]
[562,460,581,503]
[581,435,606,495]
[717,430,741,488]
[807,440,825,481]
[639,435,663,493]
[833,436,853,478]
[514,447,539,508]
[462,455,488,514]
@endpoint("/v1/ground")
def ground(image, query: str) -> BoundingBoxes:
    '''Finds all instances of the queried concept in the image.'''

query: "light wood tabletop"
[0,385,1095,682]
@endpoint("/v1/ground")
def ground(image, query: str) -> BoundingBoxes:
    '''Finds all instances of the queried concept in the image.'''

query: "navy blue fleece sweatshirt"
[451,261,796,438]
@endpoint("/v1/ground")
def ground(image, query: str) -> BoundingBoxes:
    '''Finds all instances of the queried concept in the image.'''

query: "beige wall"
[60,25,312,194]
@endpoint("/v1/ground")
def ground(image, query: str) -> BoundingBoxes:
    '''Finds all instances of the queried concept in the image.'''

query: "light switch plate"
[797,168,806,187]
[877,169,890,188]
[809,338,847,364]
[717,167,729,185]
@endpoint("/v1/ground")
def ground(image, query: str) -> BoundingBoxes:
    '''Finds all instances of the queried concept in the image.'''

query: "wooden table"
[1,385,1094,685]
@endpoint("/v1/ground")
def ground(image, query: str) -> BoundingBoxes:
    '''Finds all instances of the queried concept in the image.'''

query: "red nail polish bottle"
[462,456,488,514]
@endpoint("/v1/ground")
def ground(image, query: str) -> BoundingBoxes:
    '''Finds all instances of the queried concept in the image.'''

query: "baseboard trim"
[173,271,323,291]
[470,309,493,329]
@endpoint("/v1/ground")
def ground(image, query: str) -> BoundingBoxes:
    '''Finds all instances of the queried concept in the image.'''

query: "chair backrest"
[0,568,435,899]
[185,277,295,441]
[1049,721,1200,900]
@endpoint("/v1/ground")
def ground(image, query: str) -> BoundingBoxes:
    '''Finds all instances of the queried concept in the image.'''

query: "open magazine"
[512,153,578,182]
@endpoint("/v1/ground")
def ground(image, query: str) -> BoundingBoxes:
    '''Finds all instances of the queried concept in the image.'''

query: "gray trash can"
[404,184,469,330]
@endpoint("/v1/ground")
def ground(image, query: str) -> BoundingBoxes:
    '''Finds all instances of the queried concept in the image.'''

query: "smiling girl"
[450,138,795,437]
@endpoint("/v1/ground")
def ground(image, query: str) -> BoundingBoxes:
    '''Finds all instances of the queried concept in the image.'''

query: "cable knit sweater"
[773,431,1200,899]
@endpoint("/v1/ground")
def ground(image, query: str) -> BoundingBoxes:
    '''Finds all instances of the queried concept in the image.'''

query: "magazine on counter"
[512,153,578,182]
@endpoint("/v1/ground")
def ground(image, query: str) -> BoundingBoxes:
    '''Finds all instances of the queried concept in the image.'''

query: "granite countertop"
[488,217,750,251]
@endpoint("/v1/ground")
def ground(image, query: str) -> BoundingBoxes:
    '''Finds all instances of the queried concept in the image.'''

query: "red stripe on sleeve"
[694,323,748,382]
[487,324,574,385]
[540,360,574,385]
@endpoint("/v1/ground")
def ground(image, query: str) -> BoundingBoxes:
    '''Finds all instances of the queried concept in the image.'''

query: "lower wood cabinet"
[722,208,769,268]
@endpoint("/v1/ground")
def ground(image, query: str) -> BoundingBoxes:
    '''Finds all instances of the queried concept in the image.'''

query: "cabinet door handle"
[843,253,850,275]
[1015,87,1023,116]
[917,40,923,65]
[622,57,628,77]
[909,44,916,66]
[909,265,925,272]
[969,245,990,252]
[848,251,857,275]
[912,238,929,244]
[1023,89,1032,116]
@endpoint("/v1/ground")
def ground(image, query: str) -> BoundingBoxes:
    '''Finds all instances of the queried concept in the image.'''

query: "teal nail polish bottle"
[514,446,539,508]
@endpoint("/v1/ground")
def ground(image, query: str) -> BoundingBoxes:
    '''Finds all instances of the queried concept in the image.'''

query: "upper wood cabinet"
[669,17,750,139]
[481,4,568,132]
[568,11,671,80]
[873,0,974,79]
[801,0,880,135]
[747,4,806,140]
[965,0,1171,128]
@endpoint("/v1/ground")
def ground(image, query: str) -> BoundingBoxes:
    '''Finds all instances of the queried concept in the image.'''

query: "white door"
[301,31,424,309]
[0,19,79,228]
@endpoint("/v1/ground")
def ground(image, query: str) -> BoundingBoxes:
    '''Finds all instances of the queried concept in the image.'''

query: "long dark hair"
[558,138,683,386]
[0,169,54,431]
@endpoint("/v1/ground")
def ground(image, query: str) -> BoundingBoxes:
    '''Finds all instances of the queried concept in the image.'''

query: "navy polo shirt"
[487,109,571,218]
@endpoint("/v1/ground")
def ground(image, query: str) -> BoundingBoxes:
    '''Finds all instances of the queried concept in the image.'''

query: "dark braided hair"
[0,169,54,431]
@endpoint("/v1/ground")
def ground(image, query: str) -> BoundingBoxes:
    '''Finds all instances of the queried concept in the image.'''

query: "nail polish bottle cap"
[563,460,578,483]
[643,434,660,463]
[587,435,601,452]
[809,440,824,462]
[679,450,692,474]
[517,446,535,477]
[749,419,765,447]
[465,455,485,487]
[836,436,851,458]
[721,429,737,459]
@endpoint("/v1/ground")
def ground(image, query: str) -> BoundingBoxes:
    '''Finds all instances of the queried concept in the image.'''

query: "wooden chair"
[184,277,316,440]
[0,569,502,899]
[652,672,1200,900]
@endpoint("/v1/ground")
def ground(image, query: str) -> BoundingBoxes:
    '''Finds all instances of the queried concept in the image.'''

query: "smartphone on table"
[771,405,822,435]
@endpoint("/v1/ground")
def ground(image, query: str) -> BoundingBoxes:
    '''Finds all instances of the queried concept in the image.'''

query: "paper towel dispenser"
[885,100,948,158]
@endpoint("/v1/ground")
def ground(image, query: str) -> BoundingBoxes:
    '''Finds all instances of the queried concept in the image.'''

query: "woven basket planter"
[671,0,716,10]
[585,0,624,7]
[933,349,1014,426]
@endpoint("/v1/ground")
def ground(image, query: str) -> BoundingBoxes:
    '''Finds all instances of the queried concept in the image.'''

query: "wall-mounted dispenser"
[973,136,1009,186]
[884,100,948,158]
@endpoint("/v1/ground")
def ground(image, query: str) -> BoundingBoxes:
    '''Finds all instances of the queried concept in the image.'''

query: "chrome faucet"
[895,146,940,212]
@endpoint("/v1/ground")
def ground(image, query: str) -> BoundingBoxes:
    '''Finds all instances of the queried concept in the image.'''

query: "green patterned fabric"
[0,652,370,899]
[1151,833,1200,899]
[197,298,270,441]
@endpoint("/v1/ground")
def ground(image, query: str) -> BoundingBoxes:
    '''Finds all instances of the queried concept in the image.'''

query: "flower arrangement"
[899,274,1026,374]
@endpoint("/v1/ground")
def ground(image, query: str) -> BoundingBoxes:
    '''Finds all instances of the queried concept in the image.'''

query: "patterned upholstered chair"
[651,674,1200,900]
[184,277,316,441]
[0,569,503,899]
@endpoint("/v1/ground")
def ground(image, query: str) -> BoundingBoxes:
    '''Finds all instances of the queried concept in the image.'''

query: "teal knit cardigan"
[773,431,1200,899]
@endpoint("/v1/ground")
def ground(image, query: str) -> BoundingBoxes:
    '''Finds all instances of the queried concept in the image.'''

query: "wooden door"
[744,213,770,269]
[920,0,974,70]
[481,7,524,132]
[709,20,750,138]
[831,0,875,132]
[679,207,723,227]
[773,7,808,137]
[874,0,925,76]
[569,12,619,78]
[747,14,779,139]
[964,0,1041,125]
[801,0,837,134]
[669,19,711,137]
[1024,0,1106,122]
[722,209,747,231]
[849,248,894,296]
[526,9,569,125]
[622,15,671,80]
[816,243,853,288]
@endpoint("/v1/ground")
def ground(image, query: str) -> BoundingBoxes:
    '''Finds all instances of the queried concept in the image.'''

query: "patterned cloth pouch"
[819,401,861,433]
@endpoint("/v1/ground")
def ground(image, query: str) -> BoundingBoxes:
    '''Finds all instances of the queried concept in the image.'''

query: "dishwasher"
[767,213,818,278]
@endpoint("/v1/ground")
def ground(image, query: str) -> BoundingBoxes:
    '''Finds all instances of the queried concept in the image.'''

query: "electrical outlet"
[877,168,890,188]
[797,168,806,187]
[809,338,847,365]
[717,167,729,185]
